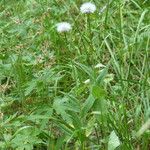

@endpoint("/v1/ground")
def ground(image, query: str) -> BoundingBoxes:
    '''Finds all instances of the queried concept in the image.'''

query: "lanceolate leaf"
[74,62,95,81]
[96,64,109,85]
[81,94,95,118]
[108,131,120,150]
[92,85,106,99]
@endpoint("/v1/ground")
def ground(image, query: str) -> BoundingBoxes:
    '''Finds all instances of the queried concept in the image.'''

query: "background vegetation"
[0,0,150,149]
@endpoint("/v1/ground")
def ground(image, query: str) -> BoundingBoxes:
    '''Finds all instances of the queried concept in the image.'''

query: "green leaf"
[55,136,65,150]
[92,85,106,99]
[56,122,73,135]
[25,80,37,96]
[86,116,95,137]
[81,94,95,118]
[11,127,43,150]
[74,62,95,81]
[108,131,120,150]
[96,65,109,85]
[53,98,72,123]
[69,111,82,129]
[63,94,80,113]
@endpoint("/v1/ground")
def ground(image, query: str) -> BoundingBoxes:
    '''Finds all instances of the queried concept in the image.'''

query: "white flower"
[94,63,105,69]
[56,22,72,33]
[80,2,96,14]
[84,79,90,84]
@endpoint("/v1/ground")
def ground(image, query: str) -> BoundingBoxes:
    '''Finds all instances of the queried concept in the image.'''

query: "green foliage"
[0,0,150,149]
[11,127,43,150]
[108,131,120,150]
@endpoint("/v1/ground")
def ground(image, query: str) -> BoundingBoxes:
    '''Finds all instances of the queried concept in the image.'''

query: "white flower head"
[80,2,96,14]
[56,22,72,33]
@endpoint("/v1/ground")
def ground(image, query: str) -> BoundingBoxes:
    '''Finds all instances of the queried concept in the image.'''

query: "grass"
[0,0,150,149]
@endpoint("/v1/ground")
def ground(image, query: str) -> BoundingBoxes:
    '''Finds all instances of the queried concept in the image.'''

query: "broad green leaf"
[93,99,108,124]
[25,80,37,96]
[96,64,109,85]
[63,94,80,113]
[56,122,73,135]
[108,131,120,150]
[86,116,95,137]
[53,98,72,123]
[69,111,82,129]
[81,94,95,118]
[137,119,150,137]
[11,127,43,150]
[74,62,95,81]
[55,136,65,150]
[92,85,106,99]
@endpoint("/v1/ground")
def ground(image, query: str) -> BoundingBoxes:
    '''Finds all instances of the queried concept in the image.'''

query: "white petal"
[56,22,72,33]
[80,2,96,14]
[84,79,90,84]
[94,63,105,68]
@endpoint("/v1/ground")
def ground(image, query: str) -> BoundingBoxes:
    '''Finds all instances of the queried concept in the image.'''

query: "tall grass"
[0,0,150,149]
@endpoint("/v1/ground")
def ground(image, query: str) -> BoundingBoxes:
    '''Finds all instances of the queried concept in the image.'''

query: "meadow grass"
[0,0,150,149]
